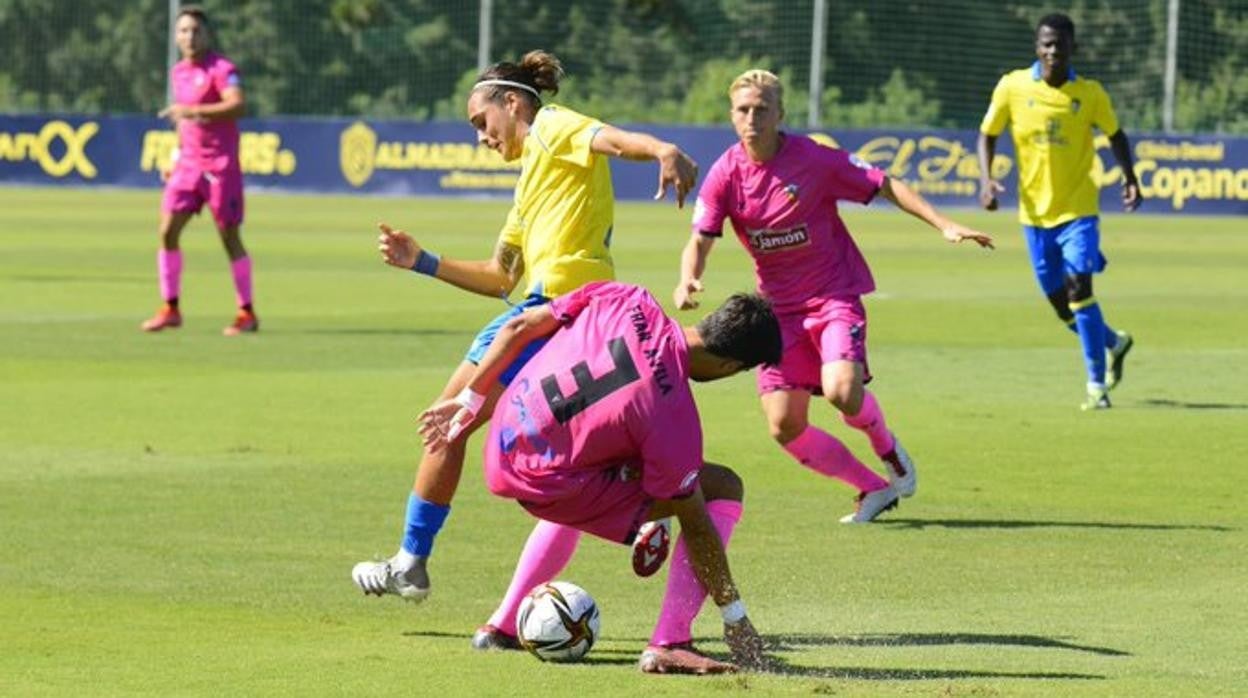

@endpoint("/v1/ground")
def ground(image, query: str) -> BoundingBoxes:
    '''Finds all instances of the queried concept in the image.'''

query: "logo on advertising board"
[340,121,377,187]
[0,120,99,178]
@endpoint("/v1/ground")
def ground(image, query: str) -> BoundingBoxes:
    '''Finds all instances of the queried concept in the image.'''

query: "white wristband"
[719,599,746,625]
[454,387,486,415]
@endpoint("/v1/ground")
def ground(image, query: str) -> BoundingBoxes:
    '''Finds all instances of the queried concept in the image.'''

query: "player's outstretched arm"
[976,132,1005,210]
[376,223,521,299]
[662,490,767,670]
[674,233,716,310]
[591,126,699,207]
[879,177,995,249]
[419,305,560,450]
[1108,130,1142,212]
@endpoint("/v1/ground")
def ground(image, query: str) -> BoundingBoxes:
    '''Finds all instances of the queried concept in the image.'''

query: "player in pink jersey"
[678,70,993,523]
[142,5,257,336]
[419,281,781,673]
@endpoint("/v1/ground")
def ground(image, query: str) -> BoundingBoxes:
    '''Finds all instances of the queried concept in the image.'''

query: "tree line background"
[1,0,1244,133]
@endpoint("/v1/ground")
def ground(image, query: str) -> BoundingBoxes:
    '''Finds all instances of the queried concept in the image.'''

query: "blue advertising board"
[2,113,1245,215]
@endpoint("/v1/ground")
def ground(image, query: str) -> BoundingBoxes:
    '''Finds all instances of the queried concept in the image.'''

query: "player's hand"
[377,223,421,270]
[979,179,1004,211]
[723,617,768,671]
[159,167,172,183]
[1122,181,1141,212]
[158,104,203,124]
[417,400,474,452]
[655,144,699,208]
[941,223,995,249]
[673,278,704,310]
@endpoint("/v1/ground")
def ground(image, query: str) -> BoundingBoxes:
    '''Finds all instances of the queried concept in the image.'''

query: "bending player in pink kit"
[678,70,994,523]
[142,5,257,336]
[420,281,781,674]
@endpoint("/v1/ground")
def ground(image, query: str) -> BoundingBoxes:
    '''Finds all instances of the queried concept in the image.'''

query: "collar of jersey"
[1031,60,1077,82]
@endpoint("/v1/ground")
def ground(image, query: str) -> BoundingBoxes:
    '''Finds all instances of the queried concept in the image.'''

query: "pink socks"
[486,520,581,635]
[159,252,254,309]
[783,425,888,492]
[649,499,743,647]
[157,249,182,302]
[841,390,896,456]
[230,256,253,308]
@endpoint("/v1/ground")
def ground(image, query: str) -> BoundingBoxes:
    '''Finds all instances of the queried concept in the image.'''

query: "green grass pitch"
[1,186,1245,696]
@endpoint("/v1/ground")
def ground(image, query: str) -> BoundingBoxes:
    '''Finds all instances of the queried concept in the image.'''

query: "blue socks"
[1065,317,1119,350]
[1071,301,1109,385]
[401,493,450,557]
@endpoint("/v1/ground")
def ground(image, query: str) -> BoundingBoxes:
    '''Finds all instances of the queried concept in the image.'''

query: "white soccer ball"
[515,581,601,662]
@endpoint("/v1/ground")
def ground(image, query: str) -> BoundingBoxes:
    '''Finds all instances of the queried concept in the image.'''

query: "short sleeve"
[820,146,886,205]
[1090,82,1120,136]
[530,106,603,168]
[690,157,730,236]
[639,389,703,500]
[213,57,242,93]
[980,75,1011,136]
[498,205,523,248]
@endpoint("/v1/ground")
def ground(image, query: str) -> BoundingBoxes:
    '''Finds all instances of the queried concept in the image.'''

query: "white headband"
[473,79,541,99]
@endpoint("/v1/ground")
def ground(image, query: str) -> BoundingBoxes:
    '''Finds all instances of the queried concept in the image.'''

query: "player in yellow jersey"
[350,51,699,617]
[978,13,1140,411]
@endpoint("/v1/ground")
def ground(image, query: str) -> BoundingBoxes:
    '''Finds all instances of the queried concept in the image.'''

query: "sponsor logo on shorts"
[745,224,810,254]
[679,470,699,492]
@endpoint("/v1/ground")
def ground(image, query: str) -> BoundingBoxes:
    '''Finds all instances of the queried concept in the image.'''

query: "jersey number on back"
[541,336,640,424]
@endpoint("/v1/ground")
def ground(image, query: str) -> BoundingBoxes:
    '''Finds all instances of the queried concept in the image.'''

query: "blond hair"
[729,69,784,110]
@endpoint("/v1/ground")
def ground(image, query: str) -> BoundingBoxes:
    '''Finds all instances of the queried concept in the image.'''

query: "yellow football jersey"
[498,104,615,298]
[980,63,1120,227]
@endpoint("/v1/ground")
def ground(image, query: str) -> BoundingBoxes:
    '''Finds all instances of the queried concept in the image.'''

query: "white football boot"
[881,435,917,498]
[839,485,899,524]
[351,553,430,602]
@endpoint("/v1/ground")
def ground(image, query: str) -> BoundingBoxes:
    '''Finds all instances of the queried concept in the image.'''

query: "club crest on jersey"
[745,224,810,254]
[1070,98,1081,114]
[784,183,800,201]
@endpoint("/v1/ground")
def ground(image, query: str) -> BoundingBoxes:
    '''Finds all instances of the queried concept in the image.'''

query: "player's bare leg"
[762,388,894,521]
[142,212,193,331]
[353,361,502,600]
[218,224,258,335]
[824,360,915,499]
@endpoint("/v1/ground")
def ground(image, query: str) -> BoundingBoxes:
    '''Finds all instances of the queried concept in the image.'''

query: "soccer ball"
[515,581,601,662]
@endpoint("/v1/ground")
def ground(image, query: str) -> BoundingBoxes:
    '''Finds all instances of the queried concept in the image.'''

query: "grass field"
[2,186,1245,697]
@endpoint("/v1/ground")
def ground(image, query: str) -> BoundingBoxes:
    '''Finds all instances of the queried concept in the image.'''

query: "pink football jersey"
[484,282,703,509]
[692,134,886,312]
[169,51,241,170]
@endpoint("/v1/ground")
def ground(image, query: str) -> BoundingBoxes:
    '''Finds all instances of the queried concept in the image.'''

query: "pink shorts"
[507,461,654,546]
[162,161,244,229]
[757,296,871,395]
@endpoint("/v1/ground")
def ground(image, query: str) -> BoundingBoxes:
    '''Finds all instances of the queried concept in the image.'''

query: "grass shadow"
[880,518,1232,532]
[763,632,1129,656]
[401,629,1114,680]
[760,656,1105,681]
[1138,398,1248,410]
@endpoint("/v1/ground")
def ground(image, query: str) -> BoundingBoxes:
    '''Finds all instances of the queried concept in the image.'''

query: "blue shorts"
[1022,216,1109,295]
[465,294,551,386]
